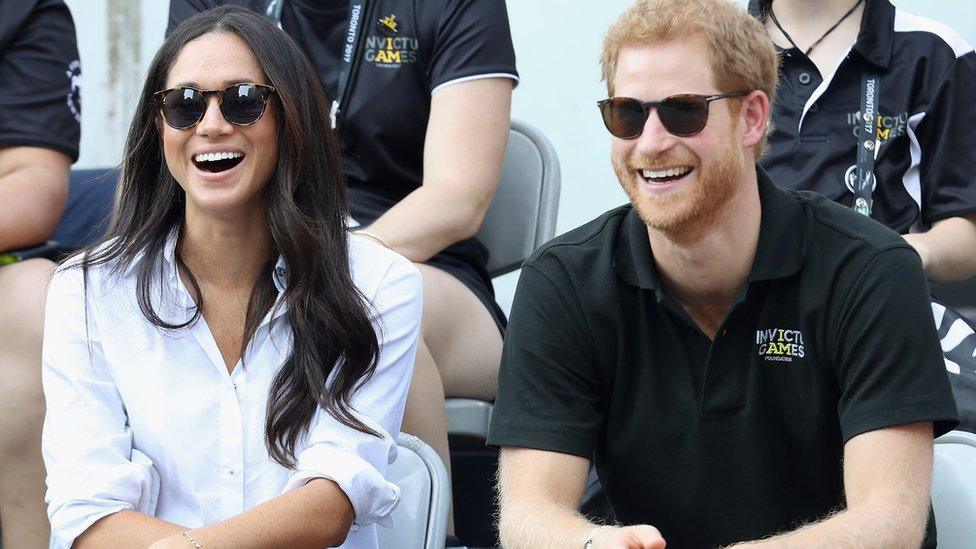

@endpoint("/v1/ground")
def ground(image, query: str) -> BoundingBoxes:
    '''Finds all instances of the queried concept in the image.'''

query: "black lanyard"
[853,70,881,217]
[264,0,374,129]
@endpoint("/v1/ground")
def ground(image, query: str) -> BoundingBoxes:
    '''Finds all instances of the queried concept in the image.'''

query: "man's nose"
[632,108,677,156]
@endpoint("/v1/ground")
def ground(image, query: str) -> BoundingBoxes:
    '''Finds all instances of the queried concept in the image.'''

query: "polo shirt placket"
[612,172,806,421]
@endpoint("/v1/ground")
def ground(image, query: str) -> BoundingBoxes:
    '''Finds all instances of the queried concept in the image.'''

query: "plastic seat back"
[377,434,450,549]
[932,430,976,548]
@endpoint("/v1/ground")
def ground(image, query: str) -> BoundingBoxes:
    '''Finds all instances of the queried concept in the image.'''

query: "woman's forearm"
[153,478,355,549]
[74,510,185,548]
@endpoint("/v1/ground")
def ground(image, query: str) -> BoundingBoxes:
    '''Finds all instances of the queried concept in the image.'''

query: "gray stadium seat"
[932,430,976,548]
[378,433,450,549]
[446,119,561,439]
[478,119,561,277]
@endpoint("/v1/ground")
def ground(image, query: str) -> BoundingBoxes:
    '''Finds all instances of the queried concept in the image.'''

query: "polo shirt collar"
[748,167,806,282]
[613,166,806,292]
[748,0,895,69]
[613,206,661,292]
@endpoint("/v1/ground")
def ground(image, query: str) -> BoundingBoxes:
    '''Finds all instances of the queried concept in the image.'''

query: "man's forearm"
[499,498,603,549]
[903,214,976,282]
[0,166,68,251]
[731,498,926,549]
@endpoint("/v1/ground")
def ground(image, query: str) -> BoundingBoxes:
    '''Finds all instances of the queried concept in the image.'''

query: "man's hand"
[593,525,667,549]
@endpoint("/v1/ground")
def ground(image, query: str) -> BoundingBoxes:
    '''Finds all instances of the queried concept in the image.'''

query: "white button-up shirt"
[41,233,422,549]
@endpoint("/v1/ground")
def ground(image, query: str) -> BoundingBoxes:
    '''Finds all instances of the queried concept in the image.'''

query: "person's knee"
[0,259,54,455]
[413,263,448,328]
[0,258,55,343]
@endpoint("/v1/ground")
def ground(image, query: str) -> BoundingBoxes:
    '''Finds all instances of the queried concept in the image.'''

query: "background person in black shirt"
[489,0,957,547]
[0,0,80,546]
[752,0,976,282]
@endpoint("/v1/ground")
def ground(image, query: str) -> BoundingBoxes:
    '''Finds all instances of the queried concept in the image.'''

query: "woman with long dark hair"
[41,7,421,548]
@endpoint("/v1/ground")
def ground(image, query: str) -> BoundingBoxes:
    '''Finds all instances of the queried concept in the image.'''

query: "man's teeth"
[642,166,692,179]
[193,152,243,163]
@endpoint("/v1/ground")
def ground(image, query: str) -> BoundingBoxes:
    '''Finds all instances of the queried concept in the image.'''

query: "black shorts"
[348,186,507,335]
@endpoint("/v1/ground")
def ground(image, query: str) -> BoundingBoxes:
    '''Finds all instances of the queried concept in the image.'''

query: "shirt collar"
[747,167,806,282]
[613,206,662,293]
[613,166,806,292]
[748,0,895,69]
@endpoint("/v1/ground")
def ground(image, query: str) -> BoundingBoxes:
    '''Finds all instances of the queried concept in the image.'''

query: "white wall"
[63,0,976,312]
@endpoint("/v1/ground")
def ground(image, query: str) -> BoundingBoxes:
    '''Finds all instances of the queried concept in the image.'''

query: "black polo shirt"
[749,0,976,233]
[488,170,958,548]
[0,0,80,161]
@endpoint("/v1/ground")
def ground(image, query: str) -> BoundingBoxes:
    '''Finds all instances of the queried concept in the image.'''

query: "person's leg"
[0,258,55,549]
[411,264,502,400]
[400,263,503,538]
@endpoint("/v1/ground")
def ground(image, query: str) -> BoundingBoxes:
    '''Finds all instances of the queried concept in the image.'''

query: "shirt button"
[275,266,287,277]
[798,72,812,85]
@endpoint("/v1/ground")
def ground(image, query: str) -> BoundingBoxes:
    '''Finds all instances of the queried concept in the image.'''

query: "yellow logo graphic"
[756,328,805,363]
[365,32,419,66]
[378,14,398,35]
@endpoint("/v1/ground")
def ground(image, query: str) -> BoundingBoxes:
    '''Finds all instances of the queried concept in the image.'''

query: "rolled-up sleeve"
[282,256,423,528]
[41,266,159,548]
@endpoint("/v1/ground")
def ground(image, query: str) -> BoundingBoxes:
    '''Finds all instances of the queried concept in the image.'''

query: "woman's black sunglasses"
[597,91,749,139]
[154,83,276,130]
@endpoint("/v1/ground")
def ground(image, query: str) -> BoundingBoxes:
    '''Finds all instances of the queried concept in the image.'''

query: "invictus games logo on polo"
[756,328,805,363]
[846,109,909,141]
[366,15,418,68]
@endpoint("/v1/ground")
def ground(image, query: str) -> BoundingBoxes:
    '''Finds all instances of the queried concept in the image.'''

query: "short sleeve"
[282,255,422,528]
[427,0,518,93]
[42,266,159,549]
[915,51,976,225]
[0,0,80,161]
[487,263,604,459]
[833,247,959,442]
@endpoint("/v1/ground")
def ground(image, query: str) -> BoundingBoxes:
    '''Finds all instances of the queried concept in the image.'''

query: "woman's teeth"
[193,151,243,163]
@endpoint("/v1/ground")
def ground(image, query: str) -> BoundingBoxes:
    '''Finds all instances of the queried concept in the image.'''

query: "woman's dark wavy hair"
[77,6,380,467]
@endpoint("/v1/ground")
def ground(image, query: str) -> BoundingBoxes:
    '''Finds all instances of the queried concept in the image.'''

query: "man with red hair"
[489,1,958,547]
